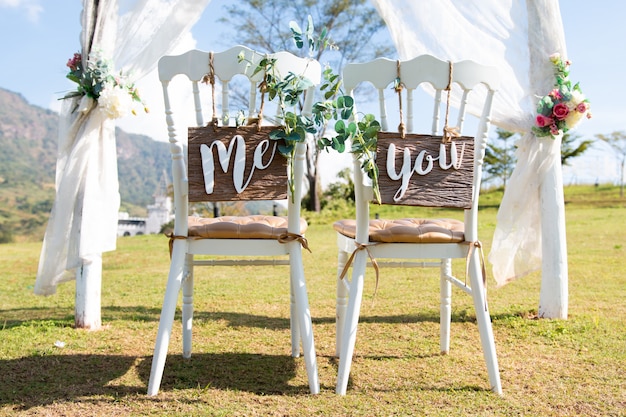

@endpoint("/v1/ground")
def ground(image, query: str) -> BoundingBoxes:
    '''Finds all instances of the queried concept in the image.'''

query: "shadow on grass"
[0,352,303,411]
[0,354,141,411]
[136,352,302,395]
[1,305,510,332]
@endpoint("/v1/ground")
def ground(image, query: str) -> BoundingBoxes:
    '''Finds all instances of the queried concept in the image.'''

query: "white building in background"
[117,172,174,237]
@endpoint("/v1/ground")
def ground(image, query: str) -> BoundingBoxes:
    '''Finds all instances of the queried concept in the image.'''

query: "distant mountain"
[0,87,171,242]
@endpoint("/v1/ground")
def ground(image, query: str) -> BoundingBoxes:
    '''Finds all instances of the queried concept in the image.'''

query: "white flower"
[567,90,585,109]
[564,108,584,129]
[98,82,133,119]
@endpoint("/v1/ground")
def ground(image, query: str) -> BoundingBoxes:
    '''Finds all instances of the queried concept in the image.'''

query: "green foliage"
[313,68,381,202]
[0,222,13,243]
[220,0,393,212]
[484,128,518,189]
[241,17,383,204]
[561,131,593,166]
[596,130,626,197]
[322,167,354,203]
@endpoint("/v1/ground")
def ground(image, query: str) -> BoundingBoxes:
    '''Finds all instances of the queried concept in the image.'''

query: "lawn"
[1,185,625,416]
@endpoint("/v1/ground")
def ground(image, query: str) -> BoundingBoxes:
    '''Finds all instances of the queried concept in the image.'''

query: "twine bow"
[465,240,488,311]
[278,232,312,253]
[340,242,380,297]
[166,232,188,259]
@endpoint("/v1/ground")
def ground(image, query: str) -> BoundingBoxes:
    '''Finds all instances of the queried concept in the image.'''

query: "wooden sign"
[188,125,288,202]
[376,133,475,208]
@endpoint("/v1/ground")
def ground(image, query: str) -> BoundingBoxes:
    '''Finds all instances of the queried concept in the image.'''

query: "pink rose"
[576,102,588,113]
[66,52,82,71]
[552,102,569,120]
[549,89,562,100]
[550,124,560,136]
[536,114,554,127]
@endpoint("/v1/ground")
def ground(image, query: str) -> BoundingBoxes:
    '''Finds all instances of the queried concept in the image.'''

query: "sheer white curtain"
[35,0,211,295]
[369,0,567,286]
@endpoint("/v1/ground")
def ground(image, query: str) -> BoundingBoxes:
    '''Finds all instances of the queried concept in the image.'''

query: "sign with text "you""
[376,133,475,209]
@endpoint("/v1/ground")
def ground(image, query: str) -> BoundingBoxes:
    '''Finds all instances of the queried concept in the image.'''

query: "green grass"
[1,185,625,416]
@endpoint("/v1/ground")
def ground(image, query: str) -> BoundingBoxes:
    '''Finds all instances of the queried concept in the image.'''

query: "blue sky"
[0,0,624,185]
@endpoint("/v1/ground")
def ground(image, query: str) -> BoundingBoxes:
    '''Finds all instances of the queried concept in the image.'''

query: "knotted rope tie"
[248,54,271,132]
[465,240,488,311]
[442,61,461,144]
[340,242,381,297]
[395,60,406,138]
[201,51,219,126]
[278,232,312,253]
[166,232,188,259]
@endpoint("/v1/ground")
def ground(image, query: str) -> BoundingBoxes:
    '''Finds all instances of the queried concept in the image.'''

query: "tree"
[323,167,354,203]
[561,132,593,166]
[484,128,518,189]
[219,0,393,212]
[596,131,626,197]
[484,129,595,190]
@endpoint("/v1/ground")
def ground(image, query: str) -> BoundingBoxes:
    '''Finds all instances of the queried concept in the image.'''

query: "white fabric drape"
[35,0,211,295]
[369,0,567,285]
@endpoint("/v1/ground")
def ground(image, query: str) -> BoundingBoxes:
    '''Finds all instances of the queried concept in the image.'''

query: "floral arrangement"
[532,53,591,139]
[63,50,147,119]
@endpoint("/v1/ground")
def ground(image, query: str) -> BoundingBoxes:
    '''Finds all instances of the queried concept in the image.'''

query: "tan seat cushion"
[333,218,465,243]
[188,215,307,239]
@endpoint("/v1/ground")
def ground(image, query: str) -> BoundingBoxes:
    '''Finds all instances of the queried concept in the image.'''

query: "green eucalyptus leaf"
[335,119,346,133]
[286,130,302,143]
[332,137,346,153]
[278,143,293,156]
[364,125,380,139]
[269,129,286,140]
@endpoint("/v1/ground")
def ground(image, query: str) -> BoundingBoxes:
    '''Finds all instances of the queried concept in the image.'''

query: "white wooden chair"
[147,46,321,395]
[334,55,502,395]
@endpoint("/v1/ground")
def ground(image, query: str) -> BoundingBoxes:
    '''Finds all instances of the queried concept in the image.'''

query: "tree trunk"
[305,146,321,212]
[619,158,626,198]
[306,170,321,212]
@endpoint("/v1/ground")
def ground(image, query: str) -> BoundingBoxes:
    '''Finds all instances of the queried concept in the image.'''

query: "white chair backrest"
[343,55,499,241]
[157,46,321,240]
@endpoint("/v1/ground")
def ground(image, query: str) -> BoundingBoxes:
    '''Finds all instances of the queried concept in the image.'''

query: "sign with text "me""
[188,125,288,202]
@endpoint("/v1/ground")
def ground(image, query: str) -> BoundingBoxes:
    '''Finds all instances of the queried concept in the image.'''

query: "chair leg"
[290,247,319,394]
[147,241,186,396]
[336,249,367,395]
[336,249,350,357]
[468,249,502,395]
[182,254,194,359]
[440,259,452,354]
[290,276,301,358]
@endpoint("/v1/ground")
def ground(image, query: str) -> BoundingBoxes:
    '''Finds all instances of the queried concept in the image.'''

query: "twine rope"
[201,52,219,126]
[340,242,381,297]
[395,60,406,138]
[278,232,312,253]
[166,232,188,259]
[443,61,460,143]
[464,240,488,311]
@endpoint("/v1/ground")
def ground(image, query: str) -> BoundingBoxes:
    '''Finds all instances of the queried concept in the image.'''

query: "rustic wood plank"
[376,133,475,208]
[188,124,288,202]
